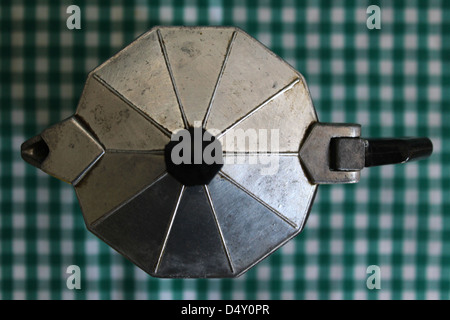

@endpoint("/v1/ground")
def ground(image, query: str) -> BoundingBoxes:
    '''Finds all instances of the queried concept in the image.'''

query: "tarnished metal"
[76,77,170,151]
[221,155,316,228]
[75,152,166,225]
[219,80,317,153]
[21,116,104,185]
[299,123,362,184]
[21,26,433,278]
[93,29,184,133]
[159,28,236,127]
[204,30,303,133]
[330,137,366,171]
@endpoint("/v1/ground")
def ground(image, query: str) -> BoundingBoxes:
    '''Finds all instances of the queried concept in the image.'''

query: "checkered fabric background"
[0,0,448,300]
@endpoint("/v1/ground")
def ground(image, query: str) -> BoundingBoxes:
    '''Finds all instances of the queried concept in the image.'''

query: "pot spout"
[20,116,105,185]
[21,134,50,169]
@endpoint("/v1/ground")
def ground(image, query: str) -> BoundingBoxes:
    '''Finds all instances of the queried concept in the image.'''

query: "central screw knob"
[164,127,223,186]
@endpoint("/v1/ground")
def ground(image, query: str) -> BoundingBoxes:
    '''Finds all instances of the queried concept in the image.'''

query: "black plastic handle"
[364,137,433,167]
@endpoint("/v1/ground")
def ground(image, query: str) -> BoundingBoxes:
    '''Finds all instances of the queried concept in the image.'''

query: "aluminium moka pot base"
[21,26,432,278]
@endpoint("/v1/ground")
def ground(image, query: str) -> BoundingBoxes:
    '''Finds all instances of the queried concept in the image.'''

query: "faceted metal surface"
[155,185,233,278]
[219,80,317,153]
[75,153,166,225]
[207,175,299,275]
[21,26,321,278]
[91,173,182,275]
[204,30,302,132]
[76,77,170,151]
[21,116,105,185]
[93,29,184,133]
[159,28,235,127]
[299,123,361,184]
[221,154,317,228]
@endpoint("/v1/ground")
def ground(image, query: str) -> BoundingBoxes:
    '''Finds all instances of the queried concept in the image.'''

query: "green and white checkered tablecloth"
[0,0,448,300]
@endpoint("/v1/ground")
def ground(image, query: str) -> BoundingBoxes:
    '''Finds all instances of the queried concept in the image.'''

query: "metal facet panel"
[91,173,182,275]
[299,123,361,184]
[94,29,184,132]
[156,186,233,278]
[75,152,166,225]
[40,116,104,185]
[159,27,235,127]
[208,175,297,275]
[220,80,317,152]
[221,154,317,228]
[76,77,169,151]
[205,30,299,132]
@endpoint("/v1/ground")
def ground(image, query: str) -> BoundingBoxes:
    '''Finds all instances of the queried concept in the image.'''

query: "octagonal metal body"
[23,26,321,278]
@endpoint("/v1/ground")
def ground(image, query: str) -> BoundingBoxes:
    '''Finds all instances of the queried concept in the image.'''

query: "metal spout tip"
[21,135,49,169]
